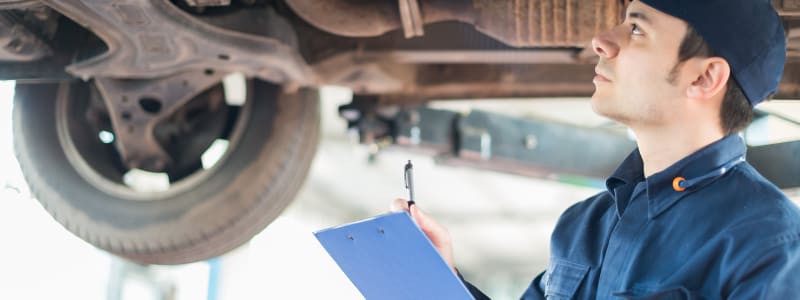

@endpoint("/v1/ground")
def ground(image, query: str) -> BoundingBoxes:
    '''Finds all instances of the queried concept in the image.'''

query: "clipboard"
[314,212,474,300]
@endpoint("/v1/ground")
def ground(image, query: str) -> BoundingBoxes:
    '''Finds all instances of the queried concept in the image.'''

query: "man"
[392,0,800,298]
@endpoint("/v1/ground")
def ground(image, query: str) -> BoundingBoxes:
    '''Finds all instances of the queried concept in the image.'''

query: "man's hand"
[390,198,457,274]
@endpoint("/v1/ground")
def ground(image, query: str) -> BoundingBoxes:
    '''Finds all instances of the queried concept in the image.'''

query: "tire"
[12,79,320,265]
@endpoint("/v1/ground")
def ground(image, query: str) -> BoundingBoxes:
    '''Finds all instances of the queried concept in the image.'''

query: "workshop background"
[1,80,799,299]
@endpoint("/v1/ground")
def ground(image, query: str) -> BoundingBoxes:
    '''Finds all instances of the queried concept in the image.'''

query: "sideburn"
[667,26,714,86]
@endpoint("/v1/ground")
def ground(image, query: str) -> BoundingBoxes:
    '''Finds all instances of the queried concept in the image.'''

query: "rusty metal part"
[312,47,593,97]
[319,49,580,65]
[406,63,597,100]
[285,0,406,38]
[0,12,51,61]
[93,70,226,172]
[470,0,624,47]
[773,0,800,16]
[317,57,800,103]
[776,62,800,99]
[40,0,313,85]
[285,0,623,47]
[787,26,800,58]
[183,0,230,7]
[0,0,42,10]
[398,0,424,38]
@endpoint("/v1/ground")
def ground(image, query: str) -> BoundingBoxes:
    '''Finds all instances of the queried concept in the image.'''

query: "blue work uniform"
[465,134,800,299]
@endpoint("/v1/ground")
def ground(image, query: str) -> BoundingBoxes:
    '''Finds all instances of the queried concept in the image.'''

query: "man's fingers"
[409,204,456,273]
[390,199,448,245]
[410,204,433,227]
[411,205,448,241]
[388,198,456,272]
[390,198,410,212]
[410,204,425,225]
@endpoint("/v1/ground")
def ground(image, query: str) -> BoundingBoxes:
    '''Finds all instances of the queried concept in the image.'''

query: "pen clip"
[404,160,415,206]
[404,160,412,189]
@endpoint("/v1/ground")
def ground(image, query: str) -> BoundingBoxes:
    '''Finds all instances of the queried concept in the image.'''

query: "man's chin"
[589,94,621,120]
[589,92,608,112]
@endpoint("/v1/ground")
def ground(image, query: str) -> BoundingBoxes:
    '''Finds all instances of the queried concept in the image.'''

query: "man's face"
[590,1,689,127]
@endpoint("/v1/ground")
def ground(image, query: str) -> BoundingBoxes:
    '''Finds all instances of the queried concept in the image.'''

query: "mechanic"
[391,0,800,298]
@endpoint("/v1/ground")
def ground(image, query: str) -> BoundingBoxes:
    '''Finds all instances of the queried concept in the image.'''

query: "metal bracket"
[343,102,800,189]
[398,0,424,38]
[0,0,42,10]
[774,0,800,16]
[40,0,314,84]
[0,12,52,61]
[184,0,231,7]
[93,70,226,171]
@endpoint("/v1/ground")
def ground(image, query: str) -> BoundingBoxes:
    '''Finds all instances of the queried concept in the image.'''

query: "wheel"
[12,78,320,264]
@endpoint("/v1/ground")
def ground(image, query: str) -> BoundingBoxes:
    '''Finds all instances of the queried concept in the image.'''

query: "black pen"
[404,160,415,208]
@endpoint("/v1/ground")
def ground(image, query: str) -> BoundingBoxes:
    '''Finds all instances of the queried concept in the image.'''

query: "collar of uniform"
[645,134,747,219]
[605,149,646,218]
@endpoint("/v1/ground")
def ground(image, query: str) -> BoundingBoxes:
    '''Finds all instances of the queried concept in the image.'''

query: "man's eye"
[631,23,643,35]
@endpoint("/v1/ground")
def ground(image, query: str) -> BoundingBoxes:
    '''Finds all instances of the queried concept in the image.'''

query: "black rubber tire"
[13,80,320,265]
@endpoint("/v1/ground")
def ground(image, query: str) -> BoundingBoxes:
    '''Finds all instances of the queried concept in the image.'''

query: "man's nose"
[591,30,619,59]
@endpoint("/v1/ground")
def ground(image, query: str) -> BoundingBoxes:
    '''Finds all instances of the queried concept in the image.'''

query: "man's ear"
[686,57,730,101]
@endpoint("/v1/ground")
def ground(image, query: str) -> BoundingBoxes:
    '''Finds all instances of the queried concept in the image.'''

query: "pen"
[404,160,415,208]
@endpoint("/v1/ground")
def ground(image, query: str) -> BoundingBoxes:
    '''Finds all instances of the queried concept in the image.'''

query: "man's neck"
[633,124,725,178]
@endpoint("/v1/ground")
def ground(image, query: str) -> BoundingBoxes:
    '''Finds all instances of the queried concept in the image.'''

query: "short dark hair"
[671,26,754,135]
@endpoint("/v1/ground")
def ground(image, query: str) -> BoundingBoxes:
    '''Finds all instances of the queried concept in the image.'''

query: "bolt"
[404,110,420,124]
[151,159,165,171]
[480,132,492,160]
[340,109,361,121]
[410,126,421,145]
[126,159,140,170]
[525,134,538,150]
[12,40,25,52]
[6,38,19,48]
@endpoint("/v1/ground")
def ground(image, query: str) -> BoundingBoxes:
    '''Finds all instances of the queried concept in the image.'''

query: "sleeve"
[519,271,547,300]
[765,252,800,299]
[726,237,800,299]
[456,270,548,300]
[456,270,491,300]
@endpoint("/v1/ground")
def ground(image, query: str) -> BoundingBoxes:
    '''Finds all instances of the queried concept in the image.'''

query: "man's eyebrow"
[627,11,651,24]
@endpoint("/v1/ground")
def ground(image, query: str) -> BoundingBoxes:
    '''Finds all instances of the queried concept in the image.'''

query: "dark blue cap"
[640,0,786,106]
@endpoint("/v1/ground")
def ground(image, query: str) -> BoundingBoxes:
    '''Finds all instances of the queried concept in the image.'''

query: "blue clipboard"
[314,212,474,300]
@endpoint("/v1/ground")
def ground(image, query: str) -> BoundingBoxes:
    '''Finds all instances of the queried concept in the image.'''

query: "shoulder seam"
[769,229,800,248]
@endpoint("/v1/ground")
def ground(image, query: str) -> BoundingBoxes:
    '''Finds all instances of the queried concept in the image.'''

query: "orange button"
[673,177,687,192]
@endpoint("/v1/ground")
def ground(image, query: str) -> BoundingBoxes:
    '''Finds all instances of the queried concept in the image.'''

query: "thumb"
[410,204,428,227]
[390,198,410,213]
[410,205,448,243]
[410,204,456,273]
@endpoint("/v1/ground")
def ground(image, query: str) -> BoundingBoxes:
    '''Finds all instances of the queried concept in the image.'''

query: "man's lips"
[594,68,612,83]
